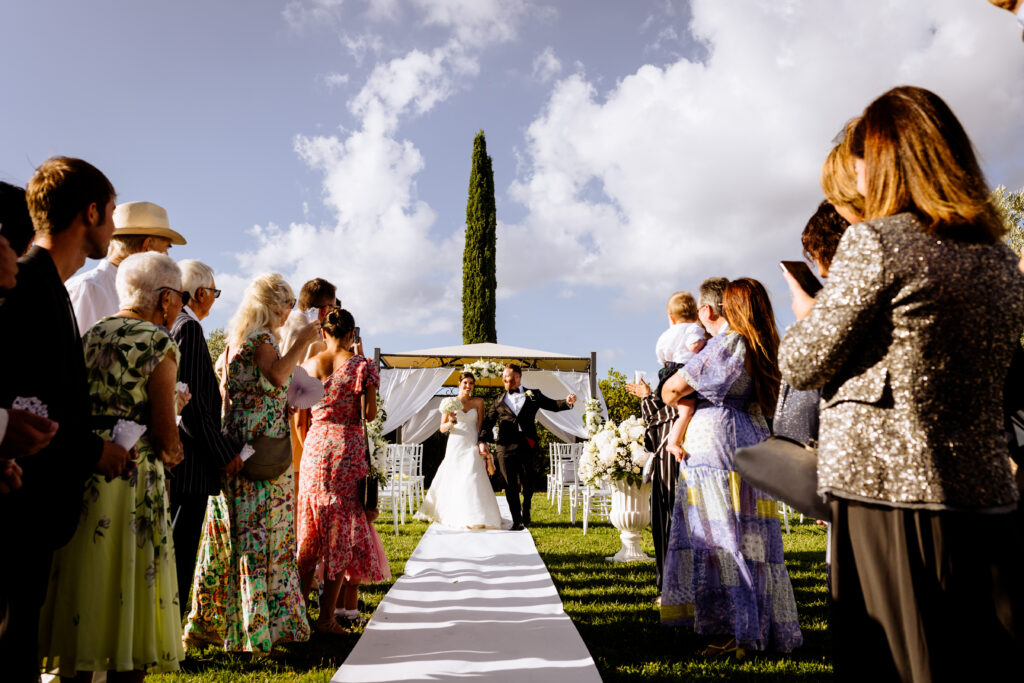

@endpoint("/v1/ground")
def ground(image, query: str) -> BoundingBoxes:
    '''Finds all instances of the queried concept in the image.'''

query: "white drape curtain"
[400,396,445,444]
[521,371,602,442]
[379,367,451,436]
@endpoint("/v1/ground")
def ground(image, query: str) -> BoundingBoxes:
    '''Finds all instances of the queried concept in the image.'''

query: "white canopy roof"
[374,342,603,444]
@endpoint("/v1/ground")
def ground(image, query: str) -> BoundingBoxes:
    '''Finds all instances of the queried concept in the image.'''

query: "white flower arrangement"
[365,392,390,483]
[582,397,605,438]
[577,415,651,488]
[462,359,506,379]
[439,396,463,424]
[524,389,535,399]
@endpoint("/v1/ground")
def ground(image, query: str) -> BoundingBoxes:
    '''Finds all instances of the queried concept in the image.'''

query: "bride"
[415,372,503,529]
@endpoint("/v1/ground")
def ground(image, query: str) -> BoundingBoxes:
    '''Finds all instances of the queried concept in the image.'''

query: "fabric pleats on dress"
[296,356,390,583]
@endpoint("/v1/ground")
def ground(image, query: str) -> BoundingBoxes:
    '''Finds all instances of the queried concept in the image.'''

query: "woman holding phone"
[780,86,1024,680]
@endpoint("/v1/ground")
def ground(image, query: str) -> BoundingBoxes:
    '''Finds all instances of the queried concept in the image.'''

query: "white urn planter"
[605,479,653,564]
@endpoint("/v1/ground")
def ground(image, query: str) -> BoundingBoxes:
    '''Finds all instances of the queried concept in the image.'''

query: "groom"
[479,363,576,531]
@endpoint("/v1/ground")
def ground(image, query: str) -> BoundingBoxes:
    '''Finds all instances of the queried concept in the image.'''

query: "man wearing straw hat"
[66,200,187,335]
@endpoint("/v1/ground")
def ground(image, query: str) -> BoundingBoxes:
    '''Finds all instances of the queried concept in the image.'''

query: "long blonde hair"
[721,278,781,418]
[227,273,294,350]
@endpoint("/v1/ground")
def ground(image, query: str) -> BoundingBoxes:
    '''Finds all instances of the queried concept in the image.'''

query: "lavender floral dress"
[660,331,802,652]
[183,329,310,651]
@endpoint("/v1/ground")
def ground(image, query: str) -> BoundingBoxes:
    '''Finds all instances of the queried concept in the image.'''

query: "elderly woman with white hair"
[184,273,318,653]
[38,252,187,679]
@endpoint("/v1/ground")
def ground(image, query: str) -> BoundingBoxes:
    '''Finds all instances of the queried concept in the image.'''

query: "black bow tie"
[510,388,522,394]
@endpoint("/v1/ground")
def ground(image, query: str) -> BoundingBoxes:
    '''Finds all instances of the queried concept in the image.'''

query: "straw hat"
[112,201,187,245]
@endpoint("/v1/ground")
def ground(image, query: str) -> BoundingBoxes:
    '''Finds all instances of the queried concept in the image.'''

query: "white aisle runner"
[333,498,602,682]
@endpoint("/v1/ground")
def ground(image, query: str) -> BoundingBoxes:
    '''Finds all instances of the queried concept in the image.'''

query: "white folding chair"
[582,478,613,534]
[546,445,558,503]
[403,444,425,514]
[552,443,578,515]
[378,445,407,533]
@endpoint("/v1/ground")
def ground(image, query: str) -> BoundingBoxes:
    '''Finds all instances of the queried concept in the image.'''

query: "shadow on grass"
[528,494,834,682]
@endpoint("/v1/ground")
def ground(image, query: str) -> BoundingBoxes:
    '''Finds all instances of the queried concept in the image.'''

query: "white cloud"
[320,72,350,89]
[230,0,539,336]
[503,0,1024,307]
[531,47,562,83]
[283,0,346,30]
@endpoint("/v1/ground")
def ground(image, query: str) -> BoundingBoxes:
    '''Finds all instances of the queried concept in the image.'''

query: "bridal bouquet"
[462,359,505,379]
[582,397,605,438]
[365,393,390,483]
[439,396,463,423]
[577,415,651,487]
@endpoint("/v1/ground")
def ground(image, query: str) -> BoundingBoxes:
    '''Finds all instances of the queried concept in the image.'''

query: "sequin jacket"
[779,213,1024,510]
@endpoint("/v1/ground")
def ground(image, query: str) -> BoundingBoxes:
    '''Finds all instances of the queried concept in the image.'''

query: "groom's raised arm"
[534,390,573,413]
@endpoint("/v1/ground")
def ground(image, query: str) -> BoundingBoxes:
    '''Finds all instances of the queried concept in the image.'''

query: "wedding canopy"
[374,342,605,444]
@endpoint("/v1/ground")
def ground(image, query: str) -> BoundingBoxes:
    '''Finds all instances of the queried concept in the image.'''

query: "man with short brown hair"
[0,156,130,678]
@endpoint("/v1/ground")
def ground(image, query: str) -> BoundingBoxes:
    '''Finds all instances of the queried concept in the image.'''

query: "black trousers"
[0,544,52,682]
[650,457,677,592]
[169,489,211,618]
[831,499,1024,682]
[495,443,534,525]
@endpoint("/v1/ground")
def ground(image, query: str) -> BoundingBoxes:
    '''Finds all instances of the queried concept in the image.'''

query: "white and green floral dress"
[39,316,184,675]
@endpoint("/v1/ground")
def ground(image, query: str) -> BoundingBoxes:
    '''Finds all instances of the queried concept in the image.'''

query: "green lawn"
[152,494,831,681]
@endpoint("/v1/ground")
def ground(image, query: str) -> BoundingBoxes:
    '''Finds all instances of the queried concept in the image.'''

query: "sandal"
[314,618,349,636]
[698,637,745,661]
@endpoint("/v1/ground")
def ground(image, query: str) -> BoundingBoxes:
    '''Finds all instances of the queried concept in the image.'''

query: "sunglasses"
[199,286,221,299]
[156,286,191,306]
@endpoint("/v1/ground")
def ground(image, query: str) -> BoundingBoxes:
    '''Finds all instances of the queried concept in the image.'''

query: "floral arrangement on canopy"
[577,415,651,488]
[582,397,604,438]
[462,359,506,379]
[365,392,390,483]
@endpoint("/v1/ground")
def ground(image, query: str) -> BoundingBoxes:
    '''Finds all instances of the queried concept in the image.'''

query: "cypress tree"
[462,130,497,343]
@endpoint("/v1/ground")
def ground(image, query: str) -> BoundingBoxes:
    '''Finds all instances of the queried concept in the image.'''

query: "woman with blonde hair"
[781,86,1024,680]
[660,278,801,657]
[184,273,319,653]
[821,117,863,224]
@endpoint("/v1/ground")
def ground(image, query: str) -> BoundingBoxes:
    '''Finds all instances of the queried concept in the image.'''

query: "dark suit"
[0,246,105,680]
[169,309,238,616]
[640,395,678,592]
[479,388,571,526]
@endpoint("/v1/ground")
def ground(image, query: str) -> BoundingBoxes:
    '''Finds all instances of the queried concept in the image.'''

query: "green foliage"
[206,328,227,365]
[993,185,1024,256]
[599,367,642,423]
[462,130,498,344]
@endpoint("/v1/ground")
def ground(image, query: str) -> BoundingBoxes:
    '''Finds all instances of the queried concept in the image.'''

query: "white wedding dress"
[414,407,504,530]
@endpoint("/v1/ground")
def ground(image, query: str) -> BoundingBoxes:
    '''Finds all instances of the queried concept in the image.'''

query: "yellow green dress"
[39,316,184,675]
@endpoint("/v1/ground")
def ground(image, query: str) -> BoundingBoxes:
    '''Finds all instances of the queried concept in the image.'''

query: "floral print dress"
[660,331,803,652]
[183,329,311,651]
[297,356,390,582]
[39,317,184,675]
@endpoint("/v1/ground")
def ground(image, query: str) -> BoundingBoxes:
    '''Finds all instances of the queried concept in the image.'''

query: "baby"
[654,291,707,462]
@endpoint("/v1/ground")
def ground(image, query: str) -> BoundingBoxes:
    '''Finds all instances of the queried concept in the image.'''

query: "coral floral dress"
[297,355,390,583]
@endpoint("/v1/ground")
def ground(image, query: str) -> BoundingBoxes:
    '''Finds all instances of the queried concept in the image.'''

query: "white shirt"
[655,321,708,365]
[504,387,527,415]
[66,259,119,336]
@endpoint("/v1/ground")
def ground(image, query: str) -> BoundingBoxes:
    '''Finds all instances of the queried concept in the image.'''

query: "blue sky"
[2,1,1023,388]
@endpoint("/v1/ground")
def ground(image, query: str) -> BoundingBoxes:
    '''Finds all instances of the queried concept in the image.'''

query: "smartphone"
[353,326,361,344]
[303,307,319,323]
[779,261,823,296]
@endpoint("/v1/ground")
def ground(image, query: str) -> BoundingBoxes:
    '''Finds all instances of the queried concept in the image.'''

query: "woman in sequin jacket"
[780,86,1024,681]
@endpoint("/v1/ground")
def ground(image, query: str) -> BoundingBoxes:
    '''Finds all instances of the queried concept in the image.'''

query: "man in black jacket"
[478,363,576,530]
[170,260,243,617]
[0,157,129,680]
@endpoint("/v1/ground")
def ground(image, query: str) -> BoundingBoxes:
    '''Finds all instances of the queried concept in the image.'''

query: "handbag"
[734,435,829,520]
[222,343,294,482]
[357,390,379,510]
